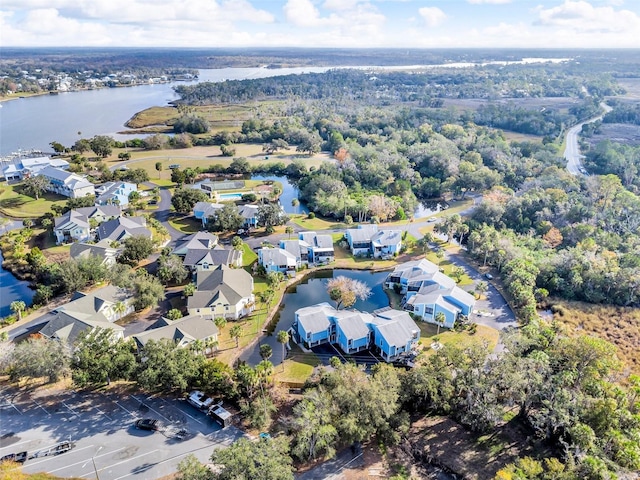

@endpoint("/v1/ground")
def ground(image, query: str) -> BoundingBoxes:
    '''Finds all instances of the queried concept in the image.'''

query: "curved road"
[564,102,613,176]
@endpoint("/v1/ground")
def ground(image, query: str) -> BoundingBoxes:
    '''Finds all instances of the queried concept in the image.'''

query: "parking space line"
[32,399,50,415]
[329,344,347,363]
[0,401,23,415]
[157,397,204,425]
[62,400,78,416]
[94,448,159,473]
[48,447,127,474]
[130,395,171,423]
[26,445,95,467]
[114,400,136,417]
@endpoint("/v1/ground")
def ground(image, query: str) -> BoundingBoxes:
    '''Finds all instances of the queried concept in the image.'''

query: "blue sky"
[1,1,639,48]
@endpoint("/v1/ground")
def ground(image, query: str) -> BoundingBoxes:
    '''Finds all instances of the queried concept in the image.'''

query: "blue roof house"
[345,225,402,258]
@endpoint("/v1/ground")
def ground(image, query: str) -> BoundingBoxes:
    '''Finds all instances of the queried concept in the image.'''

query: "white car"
[187,391,217,411]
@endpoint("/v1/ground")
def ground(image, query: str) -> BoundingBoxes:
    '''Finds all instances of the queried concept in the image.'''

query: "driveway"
[148,183,184,247]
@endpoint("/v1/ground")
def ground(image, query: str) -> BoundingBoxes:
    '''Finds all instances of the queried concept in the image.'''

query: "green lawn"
[417,322,500,356]
[291,214,346,231]
[168,215,201,234]
[0,183,67,218]
[275,344,320,384]
[241,243,258,267]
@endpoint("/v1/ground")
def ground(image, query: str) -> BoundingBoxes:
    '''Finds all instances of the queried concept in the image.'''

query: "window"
[425,306,434,315]
[348,339,353,346]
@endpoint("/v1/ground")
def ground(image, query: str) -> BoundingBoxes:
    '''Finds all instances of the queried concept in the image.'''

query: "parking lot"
[0,387,244,479]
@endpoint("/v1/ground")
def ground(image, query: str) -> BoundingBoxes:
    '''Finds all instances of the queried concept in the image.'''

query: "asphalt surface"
[0,386,244,480]
[564,102,613,176]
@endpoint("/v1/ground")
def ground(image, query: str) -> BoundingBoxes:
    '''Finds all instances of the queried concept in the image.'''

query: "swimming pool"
[217,192,244,201]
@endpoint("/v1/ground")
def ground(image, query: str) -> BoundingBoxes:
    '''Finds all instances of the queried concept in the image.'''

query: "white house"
[95,181,137,206]
[39,166,95,198]
[2,156,69,181]
[54,205,121,244]
[187,265,255,320]
[258,247,297,274]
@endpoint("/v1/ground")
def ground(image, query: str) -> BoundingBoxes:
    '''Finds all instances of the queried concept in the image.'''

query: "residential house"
[293,302,420,361]
[369,309,420,362]
[187,265,255,320]
[173,232,219,257]
[239,204,259,229]
[2,156,69,181]
[386,259,475,329]
[258,247,297,275]
[39,166,95,198]
[54,205,121,244]
[193,202,224,227]
[183,247,243,272]
[97,216,152,243]
[39,284,133,344]
[345,225,402,258]
[280,239,309,267]
[131,314,219,351]
[70,239,120,266]
[95,181,137,206]
[298,231,335,264]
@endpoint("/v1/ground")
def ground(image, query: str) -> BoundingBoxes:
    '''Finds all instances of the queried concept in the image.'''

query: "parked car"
[485,273,493,280]
[135,418,161,431]
[1,451,28,463]
[187,390,219,411]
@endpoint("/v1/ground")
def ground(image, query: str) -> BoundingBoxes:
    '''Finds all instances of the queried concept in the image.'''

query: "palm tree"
[435,311,446,336]
[205,338,219,355]
[214,317,227,332]
[230,324,243,349]
[259,344,273,361]
[475,281,488,299]
[190,339,205,355]
[285,226,294,239]
[291,198,300,214]
[112,301,126,320]
[10,301,26,321]
[276,330,290,372]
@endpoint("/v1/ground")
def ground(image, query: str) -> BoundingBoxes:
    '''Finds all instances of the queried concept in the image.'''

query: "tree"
[214,317,227,332]
[266,271,284,289]
[277,330,289,372]
[209,436,294,480]
[155,162,163,179]
[157,254,188,285]
[326,276,371,309]
[119,168,150,186]
[118,236,155,265]
[184,283,196,297]
[136,339,202,392]
[228,157,251,174]
[207,203,244,233]
[177,454,214,480]
[90,135,114,158]
[475,281,488,299]
[451,266,466,283]
[172,188,208,214]
[131,272,165,310]
[291,198,300,213]
[22,175,50,200]
[231,236,243,250]
[167,308,183,320]
[73,138,91,154]
[8,337,70,383]
[50,141,66,153]
[10,300,26,321]
[435,311,446,336]
[259,344,273,361]
[256,203,289,230]
[290,388,338,461]
[285,226,294,239]
[71,328,136,387]
[229,324,242,349]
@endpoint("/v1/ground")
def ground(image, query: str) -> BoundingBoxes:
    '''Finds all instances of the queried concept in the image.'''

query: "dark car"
[135,418,161,431]
[1,451,28,463]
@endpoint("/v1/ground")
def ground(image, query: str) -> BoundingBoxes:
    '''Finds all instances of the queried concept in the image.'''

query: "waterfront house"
[131,314,219,351]
[2,156,69,181]
[294,303,420,361]
[95,181,137,206]
[239,204,260,229]
[345,225,402,258]
[298,231,335,264]
[187,265,255,320]
[385,259,455,293]
[39,166,95,198]
[280,239,309,266]
[258,247,297,275]
[54,205,121,244]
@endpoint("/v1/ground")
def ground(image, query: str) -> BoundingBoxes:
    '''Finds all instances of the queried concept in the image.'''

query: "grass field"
[0,183,67,219]
[418,322,500,357]
[274,344,321,384]
[168,215,201,234]
[547,298,640,373]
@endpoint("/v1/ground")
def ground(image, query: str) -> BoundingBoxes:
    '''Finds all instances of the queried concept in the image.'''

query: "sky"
[1,0,639,49]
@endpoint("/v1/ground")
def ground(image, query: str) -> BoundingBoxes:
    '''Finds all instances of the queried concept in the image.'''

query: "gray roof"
[97,216,150,242]
[239,204,259,219]
[346,225,379,243]
[132,314,218,348]
[296,303,334,335]
[299,231,333,250]
[95,181,136,203]
[70,239,119,263]
[173,231,219,256]
[371,309,420,348]
[371,229,402,247]
[54,205,121,230]
[40,311,123,344]
[183,247,241,268]
[259,248,297,267]
[40,166,93,189]
[406,287,463,316]
[280,240,306,260]
[188,265,253,309]
[335,311,371,340]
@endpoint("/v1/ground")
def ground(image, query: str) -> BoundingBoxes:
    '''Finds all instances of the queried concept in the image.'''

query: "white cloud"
[284,0,328,27]
[418,7,446,27]
[467,0,511,4]
[536,0,640,33]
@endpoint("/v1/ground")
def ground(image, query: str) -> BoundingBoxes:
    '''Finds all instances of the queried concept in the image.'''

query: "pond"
[0,218,35,318]
[250,174,309,215]
[239,268,390,367]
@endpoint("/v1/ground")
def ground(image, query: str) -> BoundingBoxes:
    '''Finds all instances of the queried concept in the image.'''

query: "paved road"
[564,102,613,175]
[0,387,244,480]
[149,183,184,246]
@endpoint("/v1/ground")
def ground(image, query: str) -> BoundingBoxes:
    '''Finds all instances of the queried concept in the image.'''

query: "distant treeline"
[603,103,640,126]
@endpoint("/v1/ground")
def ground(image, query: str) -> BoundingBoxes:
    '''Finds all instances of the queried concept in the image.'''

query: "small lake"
[239,268,390,367]
[0,219,35,318]
[251,174,309,215]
